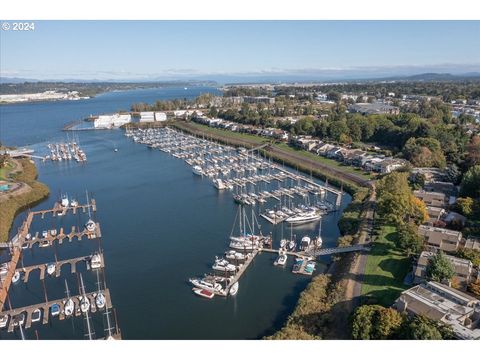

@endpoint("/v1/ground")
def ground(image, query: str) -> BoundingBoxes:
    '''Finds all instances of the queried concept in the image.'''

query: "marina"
[1,87,351,340]
[125,127,361,299]
[0,196,121,340]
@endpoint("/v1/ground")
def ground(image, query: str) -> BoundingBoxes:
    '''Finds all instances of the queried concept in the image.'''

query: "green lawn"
[177,122,268,146]
[360,225,411,306]
[0,162,13,181]
[274,143,374,180]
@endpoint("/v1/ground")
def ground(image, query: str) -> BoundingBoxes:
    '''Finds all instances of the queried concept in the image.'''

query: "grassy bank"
[360,225,410,307]
[0,159,49,243]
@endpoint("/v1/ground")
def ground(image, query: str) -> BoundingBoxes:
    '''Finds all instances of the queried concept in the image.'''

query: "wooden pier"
[1,288,113,332]
[19,254,105,283]
[22,223,102,249]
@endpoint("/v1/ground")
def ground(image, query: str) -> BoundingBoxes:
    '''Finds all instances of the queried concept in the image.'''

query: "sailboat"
[79,273,94,340]
[64,279,74,317]
[85,190,96,232]
[95,270,106,309]
[315,220,323,248]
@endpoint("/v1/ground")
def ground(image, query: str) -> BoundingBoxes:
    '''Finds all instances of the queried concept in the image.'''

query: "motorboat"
[85,219,96,232]
[42,230,48,238]
[285,211,321,225]
[192,165,204,176]
[213,178,227,190]
[25,233,31,240]
[192,287,215,299]
[64,298,74,316]
[80,296,91,313]
[189,278,223,293]
[70,199,79,207]
[61,195,69,207]
[305,261,316,274]
[46,263,56,276]
[212,257,236,272]
[288,240,296,251]
[0,314,8,329]
[31,309,42,323]
[39,240,50,248]
[50,229,57,236]
[50,303,60,317]
[280,239,287,249]
[96,292,106,309]
[12,313,25,327]
[225,250,246,261]
[274,252,288,266]
[90,253,102,269]
[229,240,258,251]
[12,270,21,284]
[299,236,311,251]
[229,282,239,296]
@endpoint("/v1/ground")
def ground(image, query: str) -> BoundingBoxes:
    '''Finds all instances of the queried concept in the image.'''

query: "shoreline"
[0,159,50,244]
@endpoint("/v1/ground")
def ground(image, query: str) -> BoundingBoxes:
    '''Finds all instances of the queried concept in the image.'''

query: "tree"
[460,165,480,199]
[456,248,480,267]
[377,172,413,226]
[403,137,447,168]
[351,305,404,339]
[401,316,450,340]
[466,135,480,167]
[426,251,455,283]
[409,195,429,225]
[397,223,424,256]
[467,279,480,297]
[456,197,474,217]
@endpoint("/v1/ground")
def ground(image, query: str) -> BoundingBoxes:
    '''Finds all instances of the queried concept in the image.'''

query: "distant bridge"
[305,244,371,257]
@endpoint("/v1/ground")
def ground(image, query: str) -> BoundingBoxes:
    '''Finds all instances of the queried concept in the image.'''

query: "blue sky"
[1,21,479,81]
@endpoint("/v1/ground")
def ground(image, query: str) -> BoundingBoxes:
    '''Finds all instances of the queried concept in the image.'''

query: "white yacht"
[225,250,246,261]
[229,282,239,296]
[192,165,204,176]
[280,239,287,249]
[80,296,91,313]
[90,253,102,269]
[64,298,74,316]
[299,236,311,251]
[85,219,96,232]
[70,199,79,207]
[189,278,223,292]
[213,178,227,190]
[12,271,21,284]
[31,309,42,323]
[0,314,9,329]
[96,292,106,309]
[61,194,69,207]
[274,252,288,266]
[229,240,258,251]
[46,263,56,276]
[212,257,236,272]
[285,211,321,225]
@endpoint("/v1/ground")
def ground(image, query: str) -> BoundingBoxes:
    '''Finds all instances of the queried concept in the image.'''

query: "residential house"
[418,225,463,253]
[414,190,448,208]
[413,251,474,288]
[393,281,480,340]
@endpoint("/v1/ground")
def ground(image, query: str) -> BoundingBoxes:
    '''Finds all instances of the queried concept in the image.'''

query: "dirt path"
[343,185,376,311]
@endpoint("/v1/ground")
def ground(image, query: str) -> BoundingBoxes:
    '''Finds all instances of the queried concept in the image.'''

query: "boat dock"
[3,288,113,332]
[19,254,105,283]
[21,223,102,249]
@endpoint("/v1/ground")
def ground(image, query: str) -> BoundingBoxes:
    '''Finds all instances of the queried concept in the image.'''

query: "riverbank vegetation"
[0,159,49,243]
[351,304,454,340]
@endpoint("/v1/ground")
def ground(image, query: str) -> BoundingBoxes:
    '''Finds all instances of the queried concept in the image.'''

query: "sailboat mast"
[80,273,93,340]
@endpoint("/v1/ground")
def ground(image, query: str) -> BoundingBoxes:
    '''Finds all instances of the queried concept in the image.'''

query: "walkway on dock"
[2,289,112,332]
[19,254,105,283]
[305,244,371,257]
[22,223,102,248]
